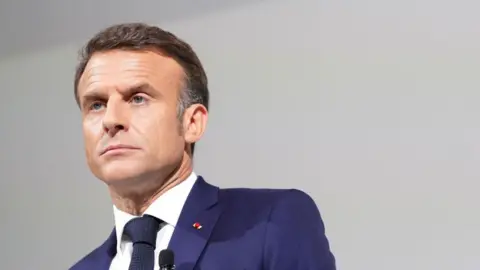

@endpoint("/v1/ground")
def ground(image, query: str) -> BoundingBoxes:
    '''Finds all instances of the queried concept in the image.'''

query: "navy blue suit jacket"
[70,176,336,270]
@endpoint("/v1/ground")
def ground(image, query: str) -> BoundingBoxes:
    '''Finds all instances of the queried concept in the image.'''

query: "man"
[70,23,336,270]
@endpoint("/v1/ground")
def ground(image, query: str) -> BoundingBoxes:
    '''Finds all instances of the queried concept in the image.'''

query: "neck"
[108,152,193,215]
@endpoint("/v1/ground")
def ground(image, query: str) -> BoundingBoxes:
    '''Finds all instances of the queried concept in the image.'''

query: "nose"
[102,101,129,137]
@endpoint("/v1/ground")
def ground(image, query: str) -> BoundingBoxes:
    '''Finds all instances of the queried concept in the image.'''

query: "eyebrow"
[121,83,155,97]
[80,83,155,107]
[80,91,106,109]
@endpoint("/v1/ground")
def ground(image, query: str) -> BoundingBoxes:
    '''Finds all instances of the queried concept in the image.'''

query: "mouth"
[100,144,140,155]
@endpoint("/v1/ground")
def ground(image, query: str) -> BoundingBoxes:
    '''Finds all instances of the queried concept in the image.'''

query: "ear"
[182,104,208,145]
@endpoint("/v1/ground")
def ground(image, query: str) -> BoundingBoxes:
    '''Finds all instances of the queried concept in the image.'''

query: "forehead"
[78,50,184,95]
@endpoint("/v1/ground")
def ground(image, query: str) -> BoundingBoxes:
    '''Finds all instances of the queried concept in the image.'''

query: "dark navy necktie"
[123,215,161,270]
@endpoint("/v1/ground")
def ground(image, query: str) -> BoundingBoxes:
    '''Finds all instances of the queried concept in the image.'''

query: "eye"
[131,95,147,104]
[89,101,105,111]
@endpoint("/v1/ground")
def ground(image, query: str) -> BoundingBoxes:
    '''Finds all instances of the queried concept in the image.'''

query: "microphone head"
[159,249,175,266]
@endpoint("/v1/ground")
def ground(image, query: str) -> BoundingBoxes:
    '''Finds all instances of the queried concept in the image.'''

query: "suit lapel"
[168,176,223,270]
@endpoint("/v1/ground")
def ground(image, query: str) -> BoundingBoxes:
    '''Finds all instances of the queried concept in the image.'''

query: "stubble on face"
[77,49,194,214]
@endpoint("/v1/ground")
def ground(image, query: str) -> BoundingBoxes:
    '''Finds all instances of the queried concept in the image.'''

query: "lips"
[101,144,140,155]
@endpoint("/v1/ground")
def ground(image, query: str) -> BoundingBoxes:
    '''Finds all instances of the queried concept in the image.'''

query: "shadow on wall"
[0,0,269,61]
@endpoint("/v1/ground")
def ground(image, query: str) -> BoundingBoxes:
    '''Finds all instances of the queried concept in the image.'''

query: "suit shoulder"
[219,187,325,238]
[219,187,317,215]
[260,189,336,269]
[221,187,314,202]
[220,186,287,201]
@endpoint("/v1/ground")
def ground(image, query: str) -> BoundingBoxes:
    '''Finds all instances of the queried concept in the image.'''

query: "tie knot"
[123,215,161,247]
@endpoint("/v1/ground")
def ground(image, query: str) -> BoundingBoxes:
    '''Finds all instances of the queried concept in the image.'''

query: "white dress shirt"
[109,172,198,270]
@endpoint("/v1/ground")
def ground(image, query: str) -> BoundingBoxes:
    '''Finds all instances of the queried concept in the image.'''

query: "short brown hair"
[74,23,209,155]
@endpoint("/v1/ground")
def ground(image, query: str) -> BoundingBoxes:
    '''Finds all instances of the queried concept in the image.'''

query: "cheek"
[82,120,103,150]
[133,110,183,146]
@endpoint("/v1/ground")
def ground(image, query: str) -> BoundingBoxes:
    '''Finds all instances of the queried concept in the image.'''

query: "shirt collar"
[113,172,198,251]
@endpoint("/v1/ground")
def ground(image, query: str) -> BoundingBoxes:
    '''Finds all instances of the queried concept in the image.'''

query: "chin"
[97,160,149,184]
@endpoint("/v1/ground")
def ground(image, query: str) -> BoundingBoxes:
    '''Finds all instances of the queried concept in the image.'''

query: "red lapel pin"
[193,222,202,230]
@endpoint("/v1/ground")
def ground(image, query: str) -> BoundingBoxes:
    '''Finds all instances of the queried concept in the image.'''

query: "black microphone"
[159,249,175,270]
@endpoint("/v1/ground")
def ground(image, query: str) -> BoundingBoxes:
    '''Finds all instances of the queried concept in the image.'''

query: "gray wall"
[1,0,479,269]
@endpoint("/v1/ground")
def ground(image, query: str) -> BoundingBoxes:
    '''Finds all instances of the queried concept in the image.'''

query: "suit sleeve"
[263,189,336,270]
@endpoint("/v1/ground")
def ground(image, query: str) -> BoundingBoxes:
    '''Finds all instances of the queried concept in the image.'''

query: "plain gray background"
[0,0,479,269]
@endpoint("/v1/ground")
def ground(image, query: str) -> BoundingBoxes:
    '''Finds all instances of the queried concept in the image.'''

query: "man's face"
[77,50,187,185]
